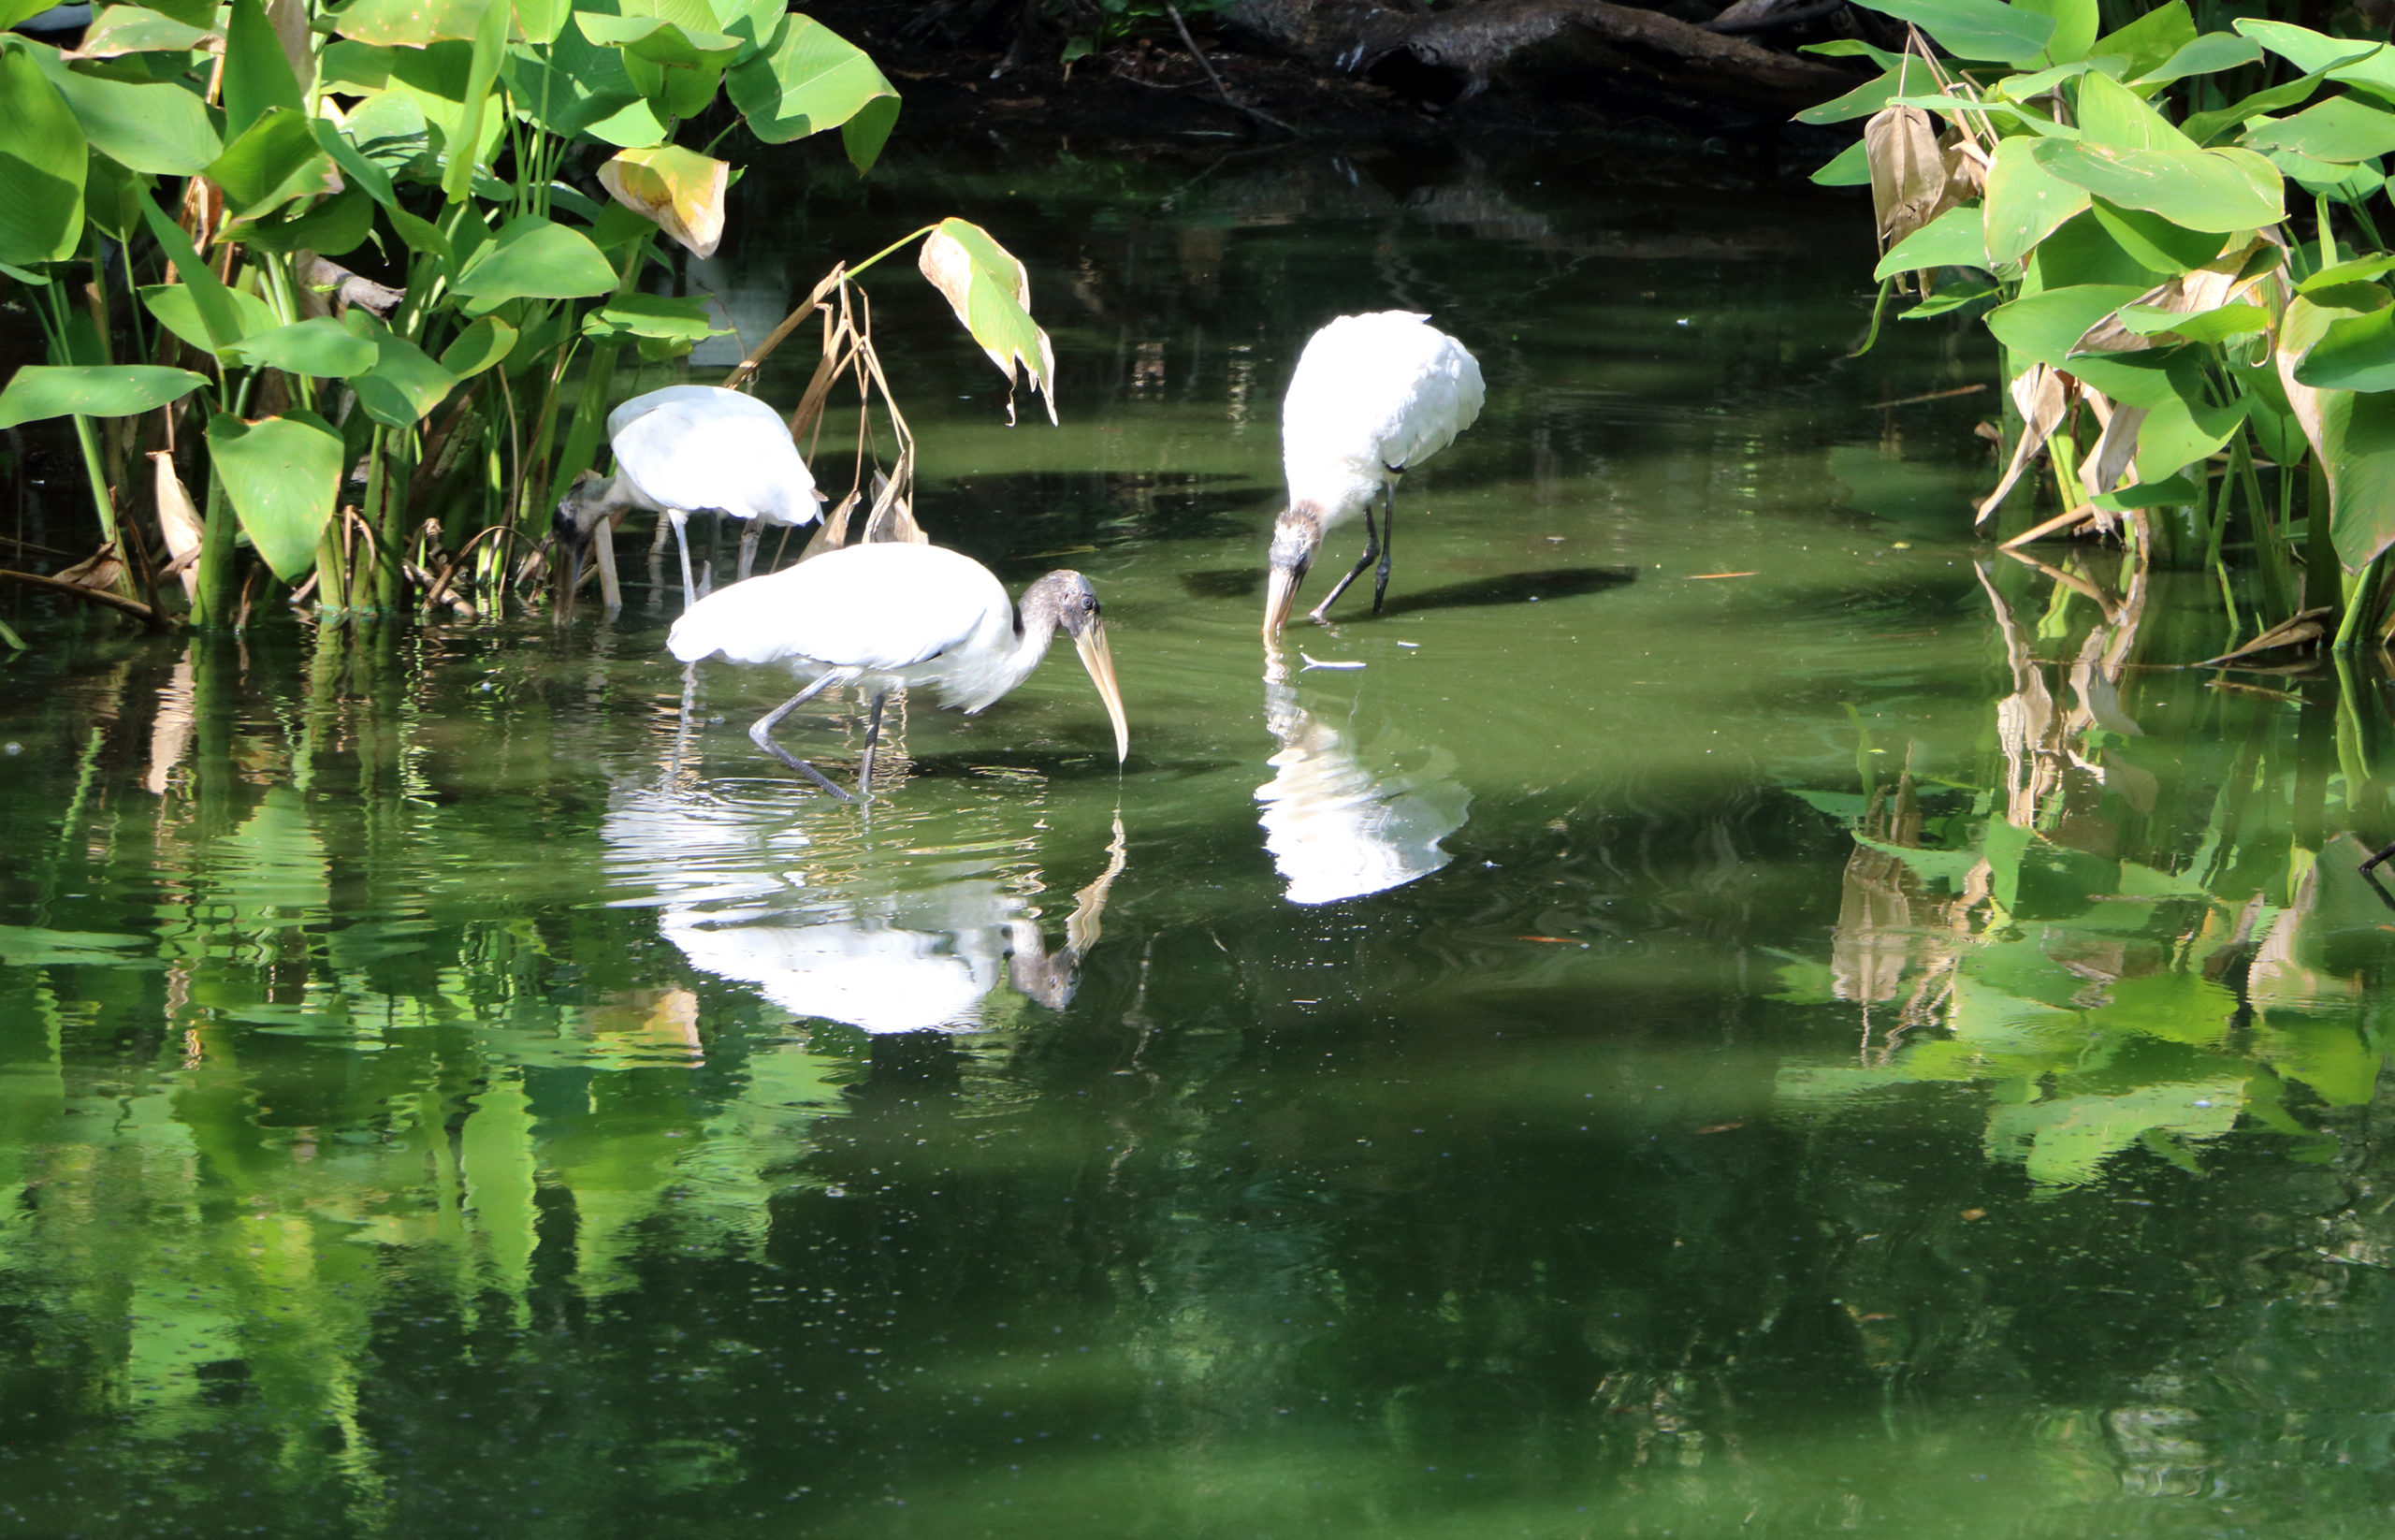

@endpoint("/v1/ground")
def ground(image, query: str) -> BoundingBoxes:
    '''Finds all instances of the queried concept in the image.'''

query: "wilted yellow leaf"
[916,217,1057,425]
[597,145,728,259]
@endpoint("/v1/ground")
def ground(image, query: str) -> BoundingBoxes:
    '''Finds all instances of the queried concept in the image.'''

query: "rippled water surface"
[6,138,2395,1538]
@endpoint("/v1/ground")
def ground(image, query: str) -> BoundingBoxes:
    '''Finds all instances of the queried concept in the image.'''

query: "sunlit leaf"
[2012,0,2095,64]
[2243,95,2395,165]
[2234,19,2395,103]
[226,318,379,378]
[230,182,376,255]
[2030,140,2284,232]
[342,312,457,427]
[917,217,1057,426]
[327,0,492,47]
[208,411,341,580]
[1846,0,2054,61]
[450,215,616,310]
[2136,31,2259,83]
[1984,135,2089,267]
[1874,202,1988,279]
[439,315,515,375]
[725,13,899,171]
[207,107,339,221]
[2295,305,2395,392]
[2089,0,2193,77]
[1795,64,1903,125]
[0,40,86,269]
[595,144,725,258]
[2074,69,2196,151]
[2086,200,2223,274]
[68,5,219,55]
[1809,138,1871,186]
[579,293,719,342]
[135,195,249,351]
[2116,299,2267,341]
[222,0,302,138]
[32,52,222,176]
[0,364,208,428]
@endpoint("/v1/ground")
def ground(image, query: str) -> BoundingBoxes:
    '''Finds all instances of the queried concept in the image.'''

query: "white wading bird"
[555,385,821,610]
[1264,311,1485,636]
[666,542,1130,802]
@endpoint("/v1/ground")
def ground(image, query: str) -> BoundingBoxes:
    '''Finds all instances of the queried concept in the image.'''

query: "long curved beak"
[1072,621,1130,763]
[559,538,585,620]
[1263,562,1301,638]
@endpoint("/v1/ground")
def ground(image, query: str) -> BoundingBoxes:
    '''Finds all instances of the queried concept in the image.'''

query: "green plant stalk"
[2333,548,2386,653]
[545,240,657,515]
[359,425,394,614]
[191,474,241,629]
[2306,452,2338,615]
[2234,436,2297,619]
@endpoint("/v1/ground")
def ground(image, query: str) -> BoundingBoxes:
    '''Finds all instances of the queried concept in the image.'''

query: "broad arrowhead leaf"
[1986,283,2143,366]
[343,315,457,427]
[68,5,218,55]
[1846,0,2054,61]
[2243,95,2395,164]
[2075,69,2196,150]
[328,0,492,47]
[1794,64,1903,124]
[1874,202,1988,279]
[2137,31,2259,84]
[439,315,516,375]
[2294,305,2395,392]
[229,182,376,255]
[2235,19,2395,102]
[450,215,616,310]
[0,40,86,268]
[595,144,725,258]
[33,51,223,175]
[726,13,898,171]
[139,281,280,356]
[2030,140,2284,231]
[579,293,718,342]
[0,364,209,428]
[222,0,303,138]
[2091,0,2194,77]
[918,217,1057,426]
[207,411,341,580]
[227,317,379,378]
[1984,133,2088,267]
[2013,0,2095,64]
[207,107,340,221]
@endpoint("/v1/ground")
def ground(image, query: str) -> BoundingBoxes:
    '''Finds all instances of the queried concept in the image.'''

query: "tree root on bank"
[1221,0,1860,111]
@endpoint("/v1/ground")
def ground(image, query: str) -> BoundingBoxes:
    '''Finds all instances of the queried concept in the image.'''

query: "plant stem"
[2333,548,2386,653]
[190,472,240,628]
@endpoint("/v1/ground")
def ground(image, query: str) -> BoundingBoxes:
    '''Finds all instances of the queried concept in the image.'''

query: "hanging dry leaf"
[55,543,124,591]
[2084,394,2146,498]
[1976,364,2068,526]
[598,146,729,260]
[1865,105,1946,255]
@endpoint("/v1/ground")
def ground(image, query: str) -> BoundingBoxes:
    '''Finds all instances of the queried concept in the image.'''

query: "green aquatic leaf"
[343,314,457,428]
[1985,283,2142,367]
[1848,0,2055,62]
[2090,0,2194,78]
[580,293,720,342]
[2295,305,2395,392]
[2137,32,2261,84]
[0,40,86,269]
[31,49,222,175]
[0,364,209,428]
[1874,202,1988,278]
[2086,200,2225,274]
[206,107,339,221]
[226,318,379,378]
[2012,0,2095,63]
[229,182,376,256]
[207,411,342,580]
[439,315,516,376]
[2030,139,2285,231]
[2074,69,2197,151]
[1795,64,1903,125]
[450,215,616,310]
[328,0,492,46]
[1809,138,1871,187]
[1984,133,2089,267]
[221,0,302,138]
[135,196,252,352]
[725,13,899,170]
[2243,95,2395,165]
[139,281,279,356]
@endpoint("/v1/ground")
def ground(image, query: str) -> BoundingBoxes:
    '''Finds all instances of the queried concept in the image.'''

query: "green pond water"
[7,139,2395,1537]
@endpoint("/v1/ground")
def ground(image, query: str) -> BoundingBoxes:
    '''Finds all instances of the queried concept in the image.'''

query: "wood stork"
[1265,311,1485,636]
[666,542,1130,802]
[554,385,821,610]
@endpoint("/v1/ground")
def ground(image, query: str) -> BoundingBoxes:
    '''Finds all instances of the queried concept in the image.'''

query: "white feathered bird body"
[668,542,1028,712]
[609,385,820,530]
[1281,312,1484,527]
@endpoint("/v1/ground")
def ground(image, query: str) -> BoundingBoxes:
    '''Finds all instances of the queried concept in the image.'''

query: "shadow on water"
[1374,565,1639,617]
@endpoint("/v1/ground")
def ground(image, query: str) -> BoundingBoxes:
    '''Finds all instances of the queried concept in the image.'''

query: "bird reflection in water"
[602,783,1128,1037]
[1255,646,1470,906]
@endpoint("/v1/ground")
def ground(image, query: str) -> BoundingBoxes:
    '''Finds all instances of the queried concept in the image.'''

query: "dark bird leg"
[856,688,891,801]
[737,519,762,582]
[1371,472,1399,613]
[749,674,855,802]
[1308,501,1379,623]
[2364,841,2395,876]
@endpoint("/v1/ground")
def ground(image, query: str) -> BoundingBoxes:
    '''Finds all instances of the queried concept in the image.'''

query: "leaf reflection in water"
[602,778,1125,1034]
[1255,645,1469,907]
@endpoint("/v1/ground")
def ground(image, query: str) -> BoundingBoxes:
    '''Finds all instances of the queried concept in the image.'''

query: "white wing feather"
[1282,312,1484,521]
[667,543,1012,674]
[610,386,820,530]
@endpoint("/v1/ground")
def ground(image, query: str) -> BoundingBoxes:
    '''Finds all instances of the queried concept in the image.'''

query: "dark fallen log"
[1221,0,1858,111]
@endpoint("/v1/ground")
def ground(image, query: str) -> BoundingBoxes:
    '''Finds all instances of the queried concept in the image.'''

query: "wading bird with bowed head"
[554,385,822,610]
[666,541,1130,802]
[1263,311,1485,637]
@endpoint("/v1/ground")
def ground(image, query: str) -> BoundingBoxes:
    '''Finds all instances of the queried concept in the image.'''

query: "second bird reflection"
[603,784,1128,1037]
[1256,646,1471,907]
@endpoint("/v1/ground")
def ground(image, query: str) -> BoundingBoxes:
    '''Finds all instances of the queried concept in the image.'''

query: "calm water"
[4,138,2394,1538]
